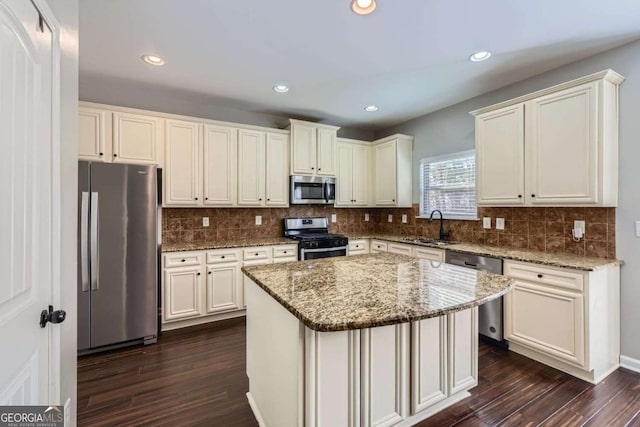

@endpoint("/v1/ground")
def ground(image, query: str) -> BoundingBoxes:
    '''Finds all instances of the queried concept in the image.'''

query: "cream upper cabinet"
[112,112,164,166]
[475,104,525,205]
[373,135,413,208]
[289,119,338,176]
[164,119,202,206]
[79,107,111,161]
[203,124,238,206]
[471,70,624,207]
[336,140,370,207]
[238,130,266,206]
[265,133,289,207]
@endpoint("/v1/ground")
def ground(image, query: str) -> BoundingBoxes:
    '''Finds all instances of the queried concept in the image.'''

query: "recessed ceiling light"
[364,105,379,112]
[352,0,377,15]
[142,54,165,66]
[469,51,492,62]
[273,84,289,93]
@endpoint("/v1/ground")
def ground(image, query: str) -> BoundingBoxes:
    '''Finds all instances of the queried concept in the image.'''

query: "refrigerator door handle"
[90,192,99,291]
[80,192,90,292]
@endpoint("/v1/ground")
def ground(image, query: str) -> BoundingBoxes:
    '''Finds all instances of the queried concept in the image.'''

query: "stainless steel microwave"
[290,175,336,205]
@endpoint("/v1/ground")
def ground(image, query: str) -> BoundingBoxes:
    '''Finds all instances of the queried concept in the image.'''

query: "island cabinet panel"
[448,308,478,395]
[412,247,445,262]
[411,317,448,414]
[361,324,410,427]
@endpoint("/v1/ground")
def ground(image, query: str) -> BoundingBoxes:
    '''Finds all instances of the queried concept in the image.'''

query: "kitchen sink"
[403,237,454,247]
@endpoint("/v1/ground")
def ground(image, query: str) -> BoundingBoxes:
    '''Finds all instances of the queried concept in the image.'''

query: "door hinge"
[40,305,67,328]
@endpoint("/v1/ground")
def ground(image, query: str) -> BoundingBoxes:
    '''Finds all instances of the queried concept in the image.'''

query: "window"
[420,150,477,220]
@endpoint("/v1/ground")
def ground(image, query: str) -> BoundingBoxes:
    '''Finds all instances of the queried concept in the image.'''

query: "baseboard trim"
[246,392,266,427]
[620,355,640,373]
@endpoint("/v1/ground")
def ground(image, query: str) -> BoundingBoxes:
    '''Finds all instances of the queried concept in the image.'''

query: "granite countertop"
[242,253,514,332]
[347,234,621,271]
[162,237,297,253]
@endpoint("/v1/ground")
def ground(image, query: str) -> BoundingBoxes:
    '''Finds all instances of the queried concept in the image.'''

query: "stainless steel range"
[284,217,348,260]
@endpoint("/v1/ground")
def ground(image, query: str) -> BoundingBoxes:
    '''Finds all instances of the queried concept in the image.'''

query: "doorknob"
[40,305,66,328]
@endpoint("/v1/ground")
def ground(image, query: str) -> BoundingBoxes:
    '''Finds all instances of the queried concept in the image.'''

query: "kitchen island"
[242,253,514,427]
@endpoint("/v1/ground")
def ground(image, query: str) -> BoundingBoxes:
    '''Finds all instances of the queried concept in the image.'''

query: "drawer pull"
[537,274,544,278]
[181,259,186,262]
[283,251,287,254]
[197,272,201,276]
[355,245,359,248]
[255,253,259,256]
[221,255,225,259]
[208,271,212,275]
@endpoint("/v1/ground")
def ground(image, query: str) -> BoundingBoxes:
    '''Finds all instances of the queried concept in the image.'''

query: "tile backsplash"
[163,205,616,259]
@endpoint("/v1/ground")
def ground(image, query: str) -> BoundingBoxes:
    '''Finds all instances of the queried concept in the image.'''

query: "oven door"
[290,175,336,204]
[300,246,347,260]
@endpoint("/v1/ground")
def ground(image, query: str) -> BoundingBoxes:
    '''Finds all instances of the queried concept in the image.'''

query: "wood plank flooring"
[78,319,640,426]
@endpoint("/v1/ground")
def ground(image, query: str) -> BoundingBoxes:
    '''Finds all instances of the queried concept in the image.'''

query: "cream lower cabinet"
[371,240,388,253]
[163,252,205,322]
[206,262,242,314]
[412,247,445,262]
[387,242,413,256]
[504,260,620,384]
[348,239,370,256]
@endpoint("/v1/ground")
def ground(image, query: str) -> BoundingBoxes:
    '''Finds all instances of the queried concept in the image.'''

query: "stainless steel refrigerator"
[78,161,159,353]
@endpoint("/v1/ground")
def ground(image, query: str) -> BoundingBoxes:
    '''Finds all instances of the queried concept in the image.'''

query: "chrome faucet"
[428,210,450,241]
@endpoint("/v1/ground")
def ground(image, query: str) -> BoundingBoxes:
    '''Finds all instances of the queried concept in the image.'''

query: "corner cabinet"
[472,69,624,207]
[373,135,413,207]
[336,139,370,207]
[289,119,338,177]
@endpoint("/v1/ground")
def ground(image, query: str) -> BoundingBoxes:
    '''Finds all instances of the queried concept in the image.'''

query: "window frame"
[418,149,478,221]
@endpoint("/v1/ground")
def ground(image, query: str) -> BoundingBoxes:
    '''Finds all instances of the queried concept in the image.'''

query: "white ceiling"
[79,0,640,131]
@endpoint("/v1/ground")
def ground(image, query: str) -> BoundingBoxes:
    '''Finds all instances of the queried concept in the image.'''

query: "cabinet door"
[265,133,289,207]
[203,124,237,206]
[206,264,241,314]
[505,280,585,367]
[411,317,447,414]
[412,247,445,262]
[316,127,337,176]
[387,243,413,256]
[448,308,478,395]
[336,143,354,206]
[374,141,397,206]
[526,82,598,204]
[79,107,110,161]
[475,104,525,205]
[352,144,369,206]
[163,266,203,321]
[238,130,266,206]
[291,122,317,175]
[371,240,388,253]
[164,119,201,206]
[112,112,163,165]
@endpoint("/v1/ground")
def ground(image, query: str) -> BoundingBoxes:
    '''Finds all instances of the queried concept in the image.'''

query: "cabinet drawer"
[164,252,202,268]
[273,245,298,259]
[413,247,445,262]
[206,249,240,264]
[371,240,388,253]
[243,247,272,262]
[387,243,413,256]
[505,261,584,292]
[348,240,369,254]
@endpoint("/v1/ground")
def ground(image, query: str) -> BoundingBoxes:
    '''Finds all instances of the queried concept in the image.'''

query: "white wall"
[377,39,640,362]
[49,0,78,423]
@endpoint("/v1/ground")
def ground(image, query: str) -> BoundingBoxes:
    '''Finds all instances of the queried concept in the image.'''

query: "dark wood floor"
[78,319,640,427]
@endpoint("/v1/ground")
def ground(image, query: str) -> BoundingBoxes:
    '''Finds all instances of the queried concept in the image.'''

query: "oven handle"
[301,245,347,254]
[323,181,335,202]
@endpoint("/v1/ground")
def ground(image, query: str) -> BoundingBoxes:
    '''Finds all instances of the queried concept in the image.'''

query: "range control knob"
[310,241,319,249]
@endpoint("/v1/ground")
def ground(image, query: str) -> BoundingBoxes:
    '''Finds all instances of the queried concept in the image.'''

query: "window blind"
[420,150,477,220]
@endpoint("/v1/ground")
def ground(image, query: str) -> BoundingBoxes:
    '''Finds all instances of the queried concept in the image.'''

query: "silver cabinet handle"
[80,192,89,292]
[90,192,99,291]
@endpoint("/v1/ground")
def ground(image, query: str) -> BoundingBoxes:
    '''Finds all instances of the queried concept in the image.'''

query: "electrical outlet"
[496,218,505,230]
[255,215,262,225]
[364,213,370,222]
[202,217,209,227]
[483,217,492,229]
[331,214,337,223]
[573,220,585,239]
[402,214,408,223]
[388,214,393,223]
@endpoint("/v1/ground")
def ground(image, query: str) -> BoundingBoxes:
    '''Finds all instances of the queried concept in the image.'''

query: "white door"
[112,112,163,165]
[78,107,110,162]
[316,127,336,176]
[475,104,525,205]
[203,124,238,206]
[352,144,369,206]
[238,129,266,206]
[0,0,57,405]
[164,119,201,206]
[291,122,316,175]
[525,82,598,205]
[206,264,240,314]
[265,133,289,207]
[336,143,354,206]
[374,141,397,206]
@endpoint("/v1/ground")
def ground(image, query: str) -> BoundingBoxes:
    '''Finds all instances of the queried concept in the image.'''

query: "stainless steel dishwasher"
[445,251,507,348]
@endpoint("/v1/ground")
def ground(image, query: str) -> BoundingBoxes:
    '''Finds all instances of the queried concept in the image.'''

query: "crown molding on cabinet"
[469,69,625,116]
[287,118,340,131]
[372,133,414,146]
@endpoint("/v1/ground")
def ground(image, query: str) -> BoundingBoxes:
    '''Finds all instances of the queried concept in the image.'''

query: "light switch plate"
[202,217,209,227]
[255,215,262,225]
[331,214,337,223]
[402,214,408,223]
[496,218,505,230]
[365,213,370,222]
[388,214,393,223]
[483,217,491,229]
